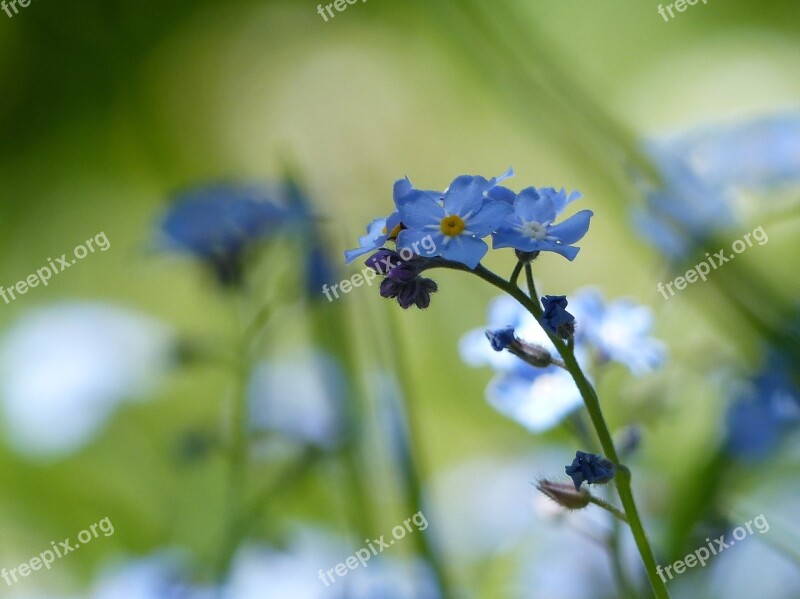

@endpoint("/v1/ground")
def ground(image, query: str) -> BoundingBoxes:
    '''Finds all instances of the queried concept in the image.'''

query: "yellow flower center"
[440,215,465,236]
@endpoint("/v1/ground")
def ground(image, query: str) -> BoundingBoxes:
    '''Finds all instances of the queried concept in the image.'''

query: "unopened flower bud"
[536,479,590,510]
[515,340,554,368]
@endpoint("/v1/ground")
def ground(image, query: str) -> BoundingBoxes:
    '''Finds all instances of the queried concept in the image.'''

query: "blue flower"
[0,303,175,458]
[486,327,517,351]
[565,450,616,491]
[159,183,302,284]
[491,187,593,260]
[659,113,800,191]
[725,355,800,461]
[569,287,665,375]
[459,296,586,432]
[540,295,575,339]
[633,144,735,260]
[397,173,514,269]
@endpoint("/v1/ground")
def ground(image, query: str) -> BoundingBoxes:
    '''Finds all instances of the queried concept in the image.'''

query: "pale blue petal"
[466,200,514,237]
[443,175,492,216]
[514,187,556,224]
[547,210,593,244]
[486,185,517,204]
[397,228,442,259]
[486,369,582,433]
[441,235,488,268]
[399,195,444,229]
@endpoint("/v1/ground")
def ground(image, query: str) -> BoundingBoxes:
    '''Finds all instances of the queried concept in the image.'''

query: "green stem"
[523,263,540,313]
[425,258,670,598]
[215,306,254,578]
[588,494,628,524]
[510,259,524,287]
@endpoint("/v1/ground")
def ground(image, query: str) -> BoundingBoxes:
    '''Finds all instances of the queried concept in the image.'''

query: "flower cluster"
[345,170,593,308]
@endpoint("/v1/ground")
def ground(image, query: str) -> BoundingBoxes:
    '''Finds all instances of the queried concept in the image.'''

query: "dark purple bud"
[380,278,401,299]
[398,285,418,309]
[387,263,418,283]
[366,249,402,275]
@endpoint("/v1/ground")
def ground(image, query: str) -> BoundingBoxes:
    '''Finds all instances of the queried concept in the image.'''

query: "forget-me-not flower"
[459,296,585,432]
[0,303,175,459]
[725,354,800,461]
[397,173,514,269]
[569,288,665,375]
[158,182,303,284]
[491,187,593,260]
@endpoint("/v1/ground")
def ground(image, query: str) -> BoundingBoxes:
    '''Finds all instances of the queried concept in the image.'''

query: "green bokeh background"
[0,0,798,596]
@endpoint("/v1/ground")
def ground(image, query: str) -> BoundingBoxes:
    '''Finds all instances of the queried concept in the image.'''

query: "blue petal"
[491,228,540,252]
[547,187,582,216]
[548,210,593,245]
[486,185,517,204]
[466,200,513,237]
[443,175,492,216]
[397,228,442,259]
[489,167,515,186]
[486,369,582,433]
[513,187,556,224]
[536,240,580,261]
[343,217,387,264]
[441,235,488,268]
[399,195,444,230]
[393,177,413,205]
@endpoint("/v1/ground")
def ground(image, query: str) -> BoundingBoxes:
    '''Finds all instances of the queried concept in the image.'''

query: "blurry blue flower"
[486,327,516,351]
[540,295,575,339]
[491,187,593,260]
[565,450,616,491]
[459,296,584,432]
[725,357,800,461]
[660,113,800,191]
[569,287,665,375]
[248,352,344,449]
[397,173,513,268]
[0,303,175,459]
[634,143,736,259]
[90,552,212,599]
[158,183,303,284]
[633,114,800,259]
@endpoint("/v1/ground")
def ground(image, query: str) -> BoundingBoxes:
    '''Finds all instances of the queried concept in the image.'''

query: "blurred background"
[0,0,799,597]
